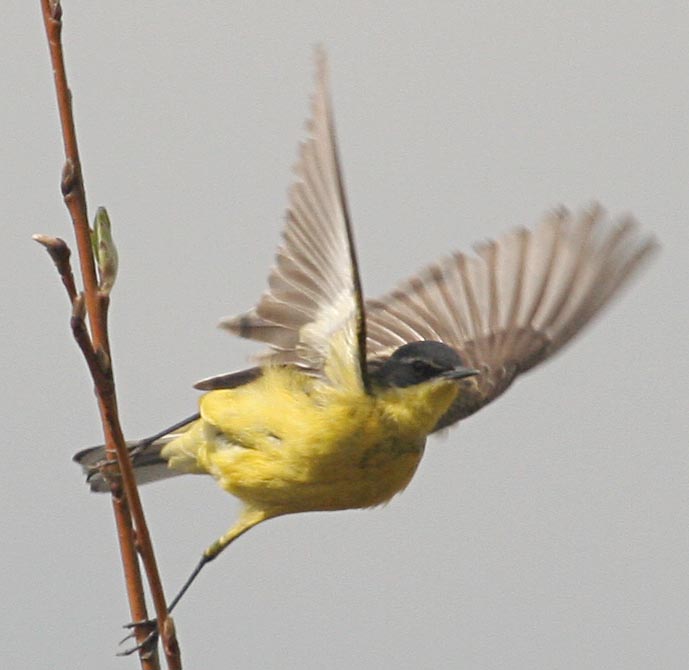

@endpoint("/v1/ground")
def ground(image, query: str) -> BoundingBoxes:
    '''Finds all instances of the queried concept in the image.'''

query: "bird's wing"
[364,205,657,430]
[218,49,369,393]
[194,366,262,391]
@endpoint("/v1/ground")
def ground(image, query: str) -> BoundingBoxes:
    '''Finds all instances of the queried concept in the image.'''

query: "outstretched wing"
[219,49,369,392]
[364,205,657,429]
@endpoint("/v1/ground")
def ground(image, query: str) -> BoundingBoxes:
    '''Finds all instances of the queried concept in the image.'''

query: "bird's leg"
[119,508,269,655]
[171,507,269,611]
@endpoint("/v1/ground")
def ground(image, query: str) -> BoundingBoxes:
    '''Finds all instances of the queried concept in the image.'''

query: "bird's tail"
[74,436,183,493]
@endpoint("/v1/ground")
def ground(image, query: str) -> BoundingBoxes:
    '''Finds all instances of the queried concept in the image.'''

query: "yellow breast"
[162,366,460,516]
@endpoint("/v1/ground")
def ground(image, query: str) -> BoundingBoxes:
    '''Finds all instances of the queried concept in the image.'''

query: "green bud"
[91,207,118,293]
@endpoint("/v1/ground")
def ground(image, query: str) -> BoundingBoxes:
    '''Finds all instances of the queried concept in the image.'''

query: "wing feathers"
[365,206,657,426]
[219,50,368,390]
[210,59,656,419]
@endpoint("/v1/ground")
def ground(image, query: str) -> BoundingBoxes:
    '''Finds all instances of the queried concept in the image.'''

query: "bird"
[75,49,657,617]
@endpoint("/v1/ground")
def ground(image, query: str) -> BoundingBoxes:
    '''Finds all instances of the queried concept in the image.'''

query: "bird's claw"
[117,618,159,657]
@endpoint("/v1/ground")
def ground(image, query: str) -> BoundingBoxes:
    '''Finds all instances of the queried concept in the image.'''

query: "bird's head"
[371,341,479,389]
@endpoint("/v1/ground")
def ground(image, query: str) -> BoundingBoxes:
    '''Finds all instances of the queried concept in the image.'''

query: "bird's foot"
[118,618,159,657]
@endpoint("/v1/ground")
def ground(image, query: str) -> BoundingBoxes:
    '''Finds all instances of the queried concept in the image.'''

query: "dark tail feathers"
[73,437,182,493]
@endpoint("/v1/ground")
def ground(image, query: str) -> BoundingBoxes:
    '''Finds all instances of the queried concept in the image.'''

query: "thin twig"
[31,234,78,302]
[38,2,181,667]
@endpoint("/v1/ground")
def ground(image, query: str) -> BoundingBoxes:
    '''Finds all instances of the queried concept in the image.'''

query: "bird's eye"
[412,360,436,376]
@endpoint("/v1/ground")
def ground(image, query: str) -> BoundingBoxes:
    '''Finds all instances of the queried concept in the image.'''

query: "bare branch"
[38,1,181,667]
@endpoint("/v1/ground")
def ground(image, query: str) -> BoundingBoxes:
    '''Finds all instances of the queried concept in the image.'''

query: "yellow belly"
[162,366,458,516]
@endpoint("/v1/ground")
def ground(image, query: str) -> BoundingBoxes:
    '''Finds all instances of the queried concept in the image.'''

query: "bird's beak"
[441,366,479,380]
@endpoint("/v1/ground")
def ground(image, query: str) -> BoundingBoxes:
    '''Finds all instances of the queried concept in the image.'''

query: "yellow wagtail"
[75,51,657,620]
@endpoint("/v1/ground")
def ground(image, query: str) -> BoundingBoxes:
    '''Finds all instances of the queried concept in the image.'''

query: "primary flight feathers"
[204,52,657,429]
[365,208,655,427]
[221,50,369,392]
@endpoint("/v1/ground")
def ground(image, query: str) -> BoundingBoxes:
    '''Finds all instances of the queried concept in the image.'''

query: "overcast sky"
[3,2,688,669]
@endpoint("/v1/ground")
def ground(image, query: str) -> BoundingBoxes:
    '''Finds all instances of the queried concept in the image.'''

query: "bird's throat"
[377,379,460,437]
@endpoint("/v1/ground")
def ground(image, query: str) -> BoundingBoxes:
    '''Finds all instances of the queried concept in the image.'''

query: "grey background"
[3,2,688,668]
